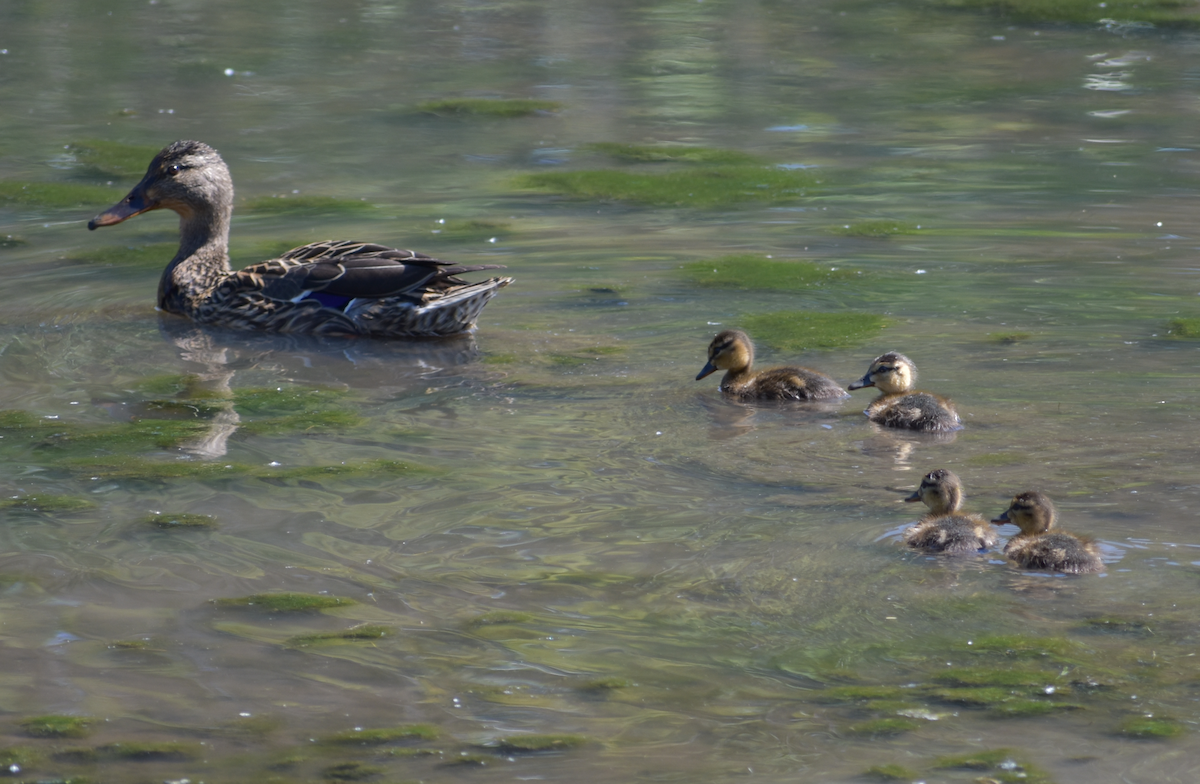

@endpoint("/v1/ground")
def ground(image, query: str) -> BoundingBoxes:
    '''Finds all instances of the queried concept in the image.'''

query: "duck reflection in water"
[95,319,484,459]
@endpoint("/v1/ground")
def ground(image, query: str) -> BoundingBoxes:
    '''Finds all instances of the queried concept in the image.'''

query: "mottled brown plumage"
[902,468,997,554]
[695,329,847,401]
[991,490,1103,574]
[848,351,961,432]
[88,140,512,337]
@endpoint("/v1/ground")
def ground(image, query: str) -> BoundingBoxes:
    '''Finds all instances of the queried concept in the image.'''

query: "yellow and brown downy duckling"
[991,491,1103,574]
[696,329,848,402]
[88,141,512,337]
[847,351,962,432]
[902,468,998,554]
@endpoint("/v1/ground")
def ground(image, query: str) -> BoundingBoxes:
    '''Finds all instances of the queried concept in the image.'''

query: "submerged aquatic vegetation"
[956,634,1087,662]
[0,180,120,208]
[493,734,587,753]
[989,331,1033,344]
[741,310,887,352]
[584,142,763,165]
[1119,716,1185,739]
[935,666,1061,688]
[140,513,218,529]
[679,255,859,291]
[1164,317,1200,337]
[863,763,918,781]
[19,715,93,738]
[286,624,392,647]
[827,220,919,238]
[467,610,535,627]
[214,593,356,612]
[36,419,213,453]
[520,166,820,207]
[95,741,202,760]
[322,760,386,780]
[320,724,439,745]
[67,139,162,178]
[0,746,39,769]
[817,685,908,702]
[933,748,1053,783]
[415,98,562,116]
[0,494,95,513]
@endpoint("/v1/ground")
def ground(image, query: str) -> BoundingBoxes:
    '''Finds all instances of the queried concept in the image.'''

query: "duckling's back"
[867,392,961,432]
[729,367,848,401]
[904,513,997,554]
[1004,532,1103,574]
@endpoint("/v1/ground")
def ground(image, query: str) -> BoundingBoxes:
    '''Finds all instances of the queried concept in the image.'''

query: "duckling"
[902,468,998,554]
[991,491,1103,574]
[847,351,961,432]
[696,330,848,401]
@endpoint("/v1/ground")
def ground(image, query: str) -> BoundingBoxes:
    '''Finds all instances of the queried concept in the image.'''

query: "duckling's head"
[89,140,232,230]
[848,351,916,395]
[992,490,1056,536]
[696,329,754,380]
[904,468,964,515]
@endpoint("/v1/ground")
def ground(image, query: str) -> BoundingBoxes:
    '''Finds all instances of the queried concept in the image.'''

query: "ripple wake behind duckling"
[696,329,848,402]
[848,351,961,431]
[992,490,1103,574]
[902,468,997,554]
[88,140,512,338]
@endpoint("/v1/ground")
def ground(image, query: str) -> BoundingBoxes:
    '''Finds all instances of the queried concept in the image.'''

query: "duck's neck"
[719,368,753,393]
[158,204,233,315]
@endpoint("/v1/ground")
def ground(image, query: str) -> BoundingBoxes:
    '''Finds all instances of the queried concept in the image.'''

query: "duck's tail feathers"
[348,277,513,337]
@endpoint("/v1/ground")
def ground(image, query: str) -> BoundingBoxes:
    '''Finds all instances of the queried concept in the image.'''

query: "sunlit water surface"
[2,1,1200,782]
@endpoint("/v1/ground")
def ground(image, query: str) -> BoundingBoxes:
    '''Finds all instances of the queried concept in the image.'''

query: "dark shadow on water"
[694,391,846,440]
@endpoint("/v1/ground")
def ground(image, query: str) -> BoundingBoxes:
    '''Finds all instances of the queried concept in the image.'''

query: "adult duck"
[88,140,512,337]
[847,351,961,432]
[696,329,847,402]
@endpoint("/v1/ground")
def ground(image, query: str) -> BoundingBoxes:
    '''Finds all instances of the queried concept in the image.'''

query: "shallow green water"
[3,1,1200,782]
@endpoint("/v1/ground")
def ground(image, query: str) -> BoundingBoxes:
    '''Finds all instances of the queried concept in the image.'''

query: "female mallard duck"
[88,140,512,338]
[847,351,961,432]
[696,329,848,401]
[991,491,1103,574]
[902,468,997,554]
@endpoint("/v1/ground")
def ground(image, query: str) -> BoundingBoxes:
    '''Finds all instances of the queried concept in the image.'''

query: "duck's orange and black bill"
[88,185,158,230]
[695,361,718,381]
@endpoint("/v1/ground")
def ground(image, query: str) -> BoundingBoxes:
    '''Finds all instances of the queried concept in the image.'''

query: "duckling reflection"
[991,490,1103,574]
[902,469,998,554]
[696,329,848,402]
[848,351,961,432]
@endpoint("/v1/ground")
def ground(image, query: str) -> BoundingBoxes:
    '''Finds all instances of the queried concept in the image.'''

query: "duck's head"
[992,490,1056,535]
[696,329,753,380]
[89,140,232,230]
[904,468,964,515]
[848,351,916,395]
